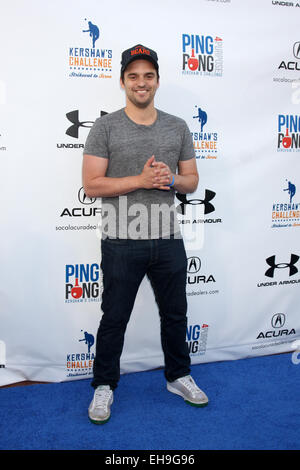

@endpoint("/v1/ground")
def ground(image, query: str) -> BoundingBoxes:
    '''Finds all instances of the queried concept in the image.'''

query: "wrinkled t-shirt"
[83,108,195,239]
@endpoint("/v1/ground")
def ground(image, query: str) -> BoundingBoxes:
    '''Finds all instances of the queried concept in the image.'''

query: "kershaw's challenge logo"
[68,19,112,79]
[191,106,219,160]
[66,331,95,378]
[271,180,300,228]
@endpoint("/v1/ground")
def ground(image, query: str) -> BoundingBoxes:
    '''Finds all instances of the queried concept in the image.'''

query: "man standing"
[82,44,208,424]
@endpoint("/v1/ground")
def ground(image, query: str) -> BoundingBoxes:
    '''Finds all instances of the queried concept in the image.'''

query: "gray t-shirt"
[84,108,195,239]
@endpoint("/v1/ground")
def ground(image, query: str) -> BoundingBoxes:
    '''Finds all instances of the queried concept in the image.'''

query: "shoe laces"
[178,375,202,397]
[94,386,112,409]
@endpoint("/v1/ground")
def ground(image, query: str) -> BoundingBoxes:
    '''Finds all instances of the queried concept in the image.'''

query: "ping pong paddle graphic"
[282,128,292,148]
[71,278,83,298]
[188,49,199,71]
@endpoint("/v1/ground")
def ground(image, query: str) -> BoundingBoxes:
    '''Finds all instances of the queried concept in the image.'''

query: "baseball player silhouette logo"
[283,180,296,203]
[79,331,95,353]
[82,19,99,48]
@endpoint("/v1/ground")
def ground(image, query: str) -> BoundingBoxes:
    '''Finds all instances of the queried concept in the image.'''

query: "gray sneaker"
[88,385,113,424]
[167,375,209,407]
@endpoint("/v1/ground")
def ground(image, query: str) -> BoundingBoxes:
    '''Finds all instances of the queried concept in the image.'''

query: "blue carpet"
[1,353,299,450]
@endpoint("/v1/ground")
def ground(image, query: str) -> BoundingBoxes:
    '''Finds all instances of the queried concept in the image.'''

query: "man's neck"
[124,102,157,126]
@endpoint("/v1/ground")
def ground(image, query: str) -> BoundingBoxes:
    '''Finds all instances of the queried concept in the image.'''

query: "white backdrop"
[1,0,300,386]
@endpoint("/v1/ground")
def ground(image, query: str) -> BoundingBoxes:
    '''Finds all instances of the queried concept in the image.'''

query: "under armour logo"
[176,190,216,215]
[66,110,108,138]
[265,254,299,278]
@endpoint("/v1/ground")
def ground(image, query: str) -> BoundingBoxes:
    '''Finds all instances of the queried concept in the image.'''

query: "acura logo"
[265,254,299,278]
[293,42,300,59]
[78,187,96,205]
[187,257,201,273]
[176,190,216,215]
[271,313,286,329]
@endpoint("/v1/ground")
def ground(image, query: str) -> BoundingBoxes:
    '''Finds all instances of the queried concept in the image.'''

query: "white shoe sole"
[89,413,111,425]
[88,396,113,424]
[167,382,209,407]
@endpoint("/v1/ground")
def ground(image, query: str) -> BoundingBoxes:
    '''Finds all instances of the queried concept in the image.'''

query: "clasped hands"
[140,155,174,191]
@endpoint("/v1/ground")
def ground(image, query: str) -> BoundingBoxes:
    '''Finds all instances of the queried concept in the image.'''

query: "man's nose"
[136,76,146,87]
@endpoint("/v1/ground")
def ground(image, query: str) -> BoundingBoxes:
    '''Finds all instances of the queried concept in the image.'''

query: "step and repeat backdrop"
[1,0,300,385]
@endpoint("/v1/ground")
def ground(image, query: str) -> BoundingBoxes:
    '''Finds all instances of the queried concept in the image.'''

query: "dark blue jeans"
[92,236,191,390]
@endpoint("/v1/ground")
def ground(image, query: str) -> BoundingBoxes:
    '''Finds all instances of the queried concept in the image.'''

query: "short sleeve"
[83,117,109,158]
[179,122,195,161]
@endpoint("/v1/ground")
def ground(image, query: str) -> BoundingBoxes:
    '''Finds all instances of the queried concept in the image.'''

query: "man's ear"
[120,77,125,89]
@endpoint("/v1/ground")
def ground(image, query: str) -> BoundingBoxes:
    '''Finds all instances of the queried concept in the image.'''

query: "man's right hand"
[139,155,158,189]
[139,155,170,190]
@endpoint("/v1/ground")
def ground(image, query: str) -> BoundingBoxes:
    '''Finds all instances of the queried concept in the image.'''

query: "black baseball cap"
[121,44,159,74]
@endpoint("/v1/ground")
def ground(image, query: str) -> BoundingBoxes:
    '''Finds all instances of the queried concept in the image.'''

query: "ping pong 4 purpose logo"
[186,323,209,356]
[277,114,300,152]
[181,33,223,77]
[65,263,101,303]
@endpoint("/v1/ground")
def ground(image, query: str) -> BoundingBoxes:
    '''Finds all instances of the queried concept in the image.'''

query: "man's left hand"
[152,161,174,190]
